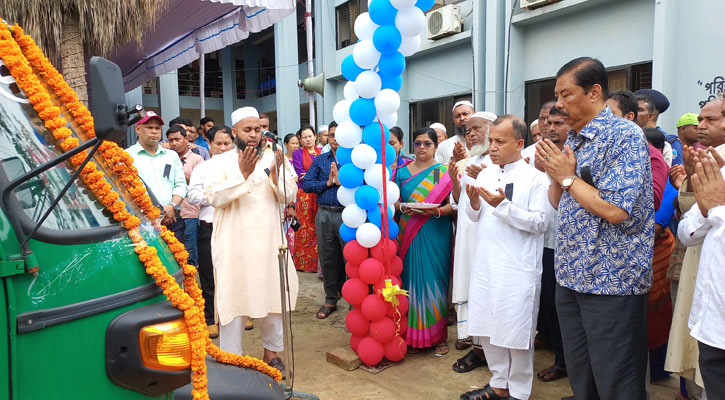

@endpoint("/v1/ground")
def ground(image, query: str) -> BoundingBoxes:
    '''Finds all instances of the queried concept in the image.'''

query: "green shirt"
[127,142,187,206]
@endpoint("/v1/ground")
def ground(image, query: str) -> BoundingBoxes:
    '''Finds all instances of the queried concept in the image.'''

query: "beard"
[454,125,466,137]
[469,142,489,157]
[235,137,265,156]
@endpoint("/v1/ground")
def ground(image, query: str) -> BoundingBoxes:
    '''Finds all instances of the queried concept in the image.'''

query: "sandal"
[267,357,286,380]
[537,365,567,382]
[460,384,511,400]
[435,342,449,356]
[452,349,486,373]
[316,304,337,319]
[455,337,473,350]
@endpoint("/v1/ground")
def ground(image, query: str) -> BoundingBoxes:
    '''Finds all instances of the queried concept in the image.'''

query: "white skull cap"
[429,122,446,133]
[452,100,474,113]
[231,106,260,126]
[470,111,497,122]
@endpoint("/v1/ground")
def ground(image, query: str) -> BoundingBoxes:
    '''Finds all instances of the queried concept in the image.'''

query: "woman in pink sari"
[394,127,455,355]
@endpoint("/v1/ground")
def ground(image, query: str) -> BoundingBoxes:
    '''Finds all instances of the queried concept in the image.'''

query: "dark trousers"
[197,221,215,325]
[699,341,725,398]
[183,218,199,266]
[556,285,648,400]
[315,208,347,305]
[537,248,565,368]
[167,217,185,245]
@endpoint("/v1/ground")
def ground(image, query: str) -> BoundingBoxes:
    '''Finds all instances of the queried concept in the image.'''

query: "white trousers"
[219,314,284,355]
[455,303,480,346]
[479,336,534,400]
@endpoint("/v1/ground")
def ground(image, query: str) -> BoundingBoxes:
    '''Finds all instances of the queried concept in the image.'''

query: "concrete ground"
[237,271,679,400]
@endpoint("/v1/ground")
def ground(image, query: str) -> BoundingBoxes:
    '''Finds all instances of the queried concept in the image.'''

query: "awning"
[111,0,295,91]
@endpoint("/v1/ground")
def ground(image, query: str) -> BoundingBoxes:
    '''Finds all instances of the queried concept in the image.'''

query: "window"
[408,94,472,153]
[0,63,139,235]
[177,52,224,98]
[336,0,368,50]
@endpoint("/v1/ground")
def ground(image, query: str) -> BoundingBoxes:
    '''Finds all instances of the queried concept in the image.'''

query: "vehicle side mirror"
[88,57,142,144]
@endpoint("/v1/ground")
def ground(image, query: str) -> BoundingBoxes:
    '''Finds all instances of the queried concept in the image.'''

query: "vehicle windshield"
[0,61,137,231]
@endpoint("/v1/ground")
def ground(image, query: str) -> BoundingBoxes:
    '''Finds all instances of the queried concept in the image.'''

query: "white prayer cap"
[318,125,329,132]
[470,111,497,122]
[452,100,474,113]
[429,122,447,133]
[530,119,539,130]
[231,106,259,126]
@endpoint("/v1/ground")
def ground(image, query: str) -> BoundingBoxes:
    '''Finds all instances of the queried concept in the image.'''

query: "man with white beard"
[448,111,496,373]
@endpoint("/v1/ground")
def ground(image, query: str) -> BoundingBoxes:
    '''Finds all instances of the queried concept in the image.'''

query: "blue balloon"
[339,163,364,188]
[336,146,353,164]
[367,206,394,227]
[355,185,381,211]
[376,143,397,166]
[373,25,402,55]
[378,52,406,78]
[339,223,357,242]
[387,221,399,239]
[350,98,377,126]
[341,54,365,81]
[362,122,390,149]
[381,74,403,92]
[369,0,398,26]
[416,0,435,12]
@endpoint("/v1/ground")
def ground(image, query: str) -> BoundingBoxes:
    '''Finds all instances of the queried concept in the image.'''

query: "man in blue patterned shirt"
[301,121,348,320]
[536,57,654,400]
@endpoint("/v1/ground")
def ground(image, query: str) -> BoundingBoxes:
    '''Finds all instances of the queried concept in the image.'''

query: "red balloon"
[357,337,384,366]
[371,239,398,262]
[383,335,407,362]
[359,258,384,284]
[389,256,403,276]
[398,317,408,337]
[345,309,370,336]
[345,262,360,279]
[385,295,409,318]
[370,318,396,344]
[342,278,369,306]
[344,240,369,265]
[361,294,388,322]
[350,334,367,352]
[373,275,403,293]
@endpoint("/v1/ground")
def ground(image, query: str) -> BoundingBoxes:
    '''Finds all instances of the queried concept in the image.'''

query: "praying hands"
[691,149,725,216]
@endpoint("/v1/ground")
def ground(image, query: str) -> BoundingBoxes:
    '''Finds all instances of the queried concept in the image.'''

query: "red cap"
[136,110,164,125]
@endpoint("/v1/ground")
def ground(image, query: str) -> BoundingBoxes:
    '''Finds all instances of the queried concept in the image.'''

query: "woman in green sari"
[394,128,455,354]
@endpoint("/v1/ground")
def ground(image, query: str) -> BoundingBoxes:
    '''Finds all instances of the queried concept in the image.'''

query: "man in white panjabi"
[435,100,474,164]
[448,112,496,373]
[460,115,549,400]
[203,106,299,375]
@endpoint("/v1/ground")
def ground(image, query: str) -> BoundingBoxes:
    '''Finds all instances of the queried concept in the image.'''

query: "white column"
[159,71,180,133]
[220,46,236,126]
[274,12,301,135]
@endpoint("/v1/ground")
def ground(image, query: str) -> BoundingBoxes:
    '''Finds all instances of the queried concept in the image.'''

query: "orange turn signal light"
[138,318,191,371]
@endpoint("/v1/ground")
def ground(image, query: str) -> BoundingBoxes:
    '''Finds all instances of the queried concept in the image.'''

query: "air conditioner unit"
[521,0,562,10]
[426,4,462,40]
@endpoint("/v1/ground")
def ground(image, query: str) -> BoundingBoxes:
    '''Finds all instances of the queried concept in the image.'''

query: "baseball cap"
[676,113,699,128]
[136,110,164,125]
[635,89,670,114]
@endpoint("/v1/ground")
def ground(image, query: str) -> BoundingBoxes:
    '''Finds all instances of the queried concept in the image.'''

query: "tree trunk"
[60,13,88,105]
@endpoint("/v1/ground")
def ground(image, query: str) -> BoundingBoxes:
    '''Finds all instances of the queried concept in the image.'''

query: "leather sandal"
[316,304,337,319]
[452,349,486,373]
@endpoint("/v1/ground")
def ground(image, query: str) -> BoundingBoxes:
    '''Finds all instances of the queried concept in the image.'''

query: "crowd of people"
[126,56,725,400]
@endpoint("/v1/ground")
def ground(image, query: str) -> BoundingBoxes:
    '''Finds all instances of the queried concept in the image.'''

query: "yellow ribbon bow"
[380,279,409,305]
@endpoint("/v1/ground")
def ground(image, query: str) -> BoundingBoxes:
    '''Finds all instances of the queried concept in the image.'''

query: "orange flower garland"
[1,22,283,400]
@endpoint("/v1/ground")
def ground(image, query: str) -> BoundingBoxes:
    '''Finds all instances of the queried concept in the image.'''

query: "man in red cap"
[126,110,187,242]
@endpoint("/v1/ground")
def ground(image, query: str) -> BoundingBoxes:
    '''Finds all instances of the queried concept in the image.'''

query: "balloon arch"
[335,0,435,366]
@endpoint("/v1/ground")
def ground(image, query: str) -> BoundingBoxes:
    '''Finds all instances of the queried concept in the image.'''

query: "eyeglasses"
[413,141,434,148]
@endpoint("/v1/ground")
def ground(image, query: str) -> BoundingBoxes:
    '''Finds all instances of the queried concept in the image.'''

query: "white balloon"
[378,112,398,127]
[356,222,382,248]
[354,12,379,42]
[333,100,352,123]
[398,34,421,57]
[335,121,363,148]
[355,70,382,99]
[390,0,417,10]
[342,204,368,228]
[374,89,401,115]
[364,163,391,190]
[352,40,381,70]
[351,143,378,170]
[344,81,359,101]
[395,6,426,37]
[378,181,401,204]
[337,186,358,206]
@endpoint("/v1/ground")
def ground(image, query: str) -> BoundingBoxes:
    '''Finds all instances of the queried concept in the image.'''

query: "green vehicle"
[0,33,283,399]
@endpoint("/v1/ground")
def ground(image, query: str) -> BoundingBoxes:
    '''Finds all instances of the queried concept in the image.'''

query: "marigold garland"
[1,22,283,400]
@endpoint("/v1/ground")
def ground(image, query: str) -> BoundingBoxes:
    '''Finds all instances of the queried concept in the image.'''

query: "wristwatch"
[173,203,182,212]
[561,176,579,192]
